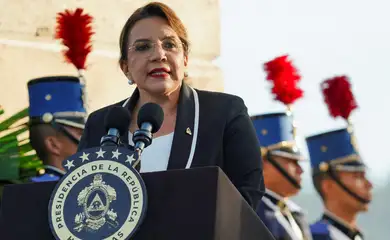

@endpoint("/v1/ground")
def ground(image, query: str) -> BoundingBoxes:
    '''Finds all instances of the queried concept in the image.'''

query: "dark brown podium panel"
[0,166,274,240]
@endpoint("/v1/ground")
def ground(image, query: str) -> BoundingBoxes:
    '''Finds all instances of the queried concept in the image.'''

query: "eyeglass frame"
[127,37,185,57]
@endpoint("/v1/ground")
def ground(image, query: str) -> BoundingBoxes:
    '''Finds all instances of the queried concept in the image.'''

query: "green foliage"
[0,106,43,182]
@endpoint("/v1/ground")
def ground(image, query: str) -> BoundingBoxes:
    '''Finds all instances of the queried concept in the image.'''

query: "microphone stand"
[132,149,142,171]
[131,126,152,172]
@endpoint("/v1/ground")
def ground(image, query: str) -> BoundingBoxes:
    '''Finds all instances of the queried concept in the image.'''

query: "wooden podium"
[0,167,274,240]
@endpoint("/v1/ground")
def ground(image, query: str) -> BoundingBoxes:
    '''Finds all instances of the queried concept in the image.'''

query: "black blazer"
[78,83,265,208]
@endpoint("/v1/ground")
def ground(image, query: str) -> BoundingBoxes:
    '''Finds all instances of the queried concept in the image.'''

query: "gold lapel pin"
[186,127,192,135]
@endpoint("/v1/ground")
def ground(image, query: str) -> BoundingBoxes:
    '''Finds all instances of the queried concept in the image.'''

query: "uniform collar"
[44,165,66,176]
[323,210,363,240]
[264,189,302,213]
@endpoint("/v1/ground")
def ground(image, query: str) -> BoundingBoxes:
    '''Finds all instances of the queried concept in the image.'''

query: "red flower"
[263,55,303,105]
[321,75,358,120]
[55,8,94,70]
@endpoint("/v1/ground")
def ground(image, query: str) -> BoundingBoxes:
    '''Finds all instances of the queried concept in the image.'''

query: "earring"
[184,71,189,78]
[126,73,133,85]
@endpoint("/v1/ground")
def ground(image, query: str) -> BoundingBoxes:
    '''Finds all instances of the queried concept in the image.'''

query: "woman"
[78,1,264,208]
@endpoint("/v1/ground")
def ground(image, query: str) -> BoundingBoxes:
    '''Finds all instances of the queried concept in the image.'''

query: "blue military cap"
[251,112,302,160]
[27,76,86,129]
[306,128,365,173]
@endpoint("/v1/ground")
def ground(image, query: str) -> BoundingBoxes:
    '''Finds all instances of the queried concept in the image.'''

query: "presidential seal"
[48,146,147,240]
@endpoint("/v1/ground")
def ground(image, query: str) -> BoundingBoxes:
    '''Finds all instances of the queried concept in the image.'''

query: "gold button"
[319,162,329,172]
[42,113,53,123]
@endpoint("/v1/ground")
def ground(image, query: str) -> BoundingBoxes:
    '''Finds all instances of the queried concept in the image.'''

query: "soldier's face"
[63,126,83,142]
[263,155,303,197]
[275,156,303,184]
[59,126,83,159]
[323,171,373,212]
[336,171,373,211]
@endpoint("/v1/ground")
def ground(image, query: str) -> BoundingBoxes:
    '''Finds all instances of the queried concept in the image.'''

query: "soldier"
[28,76,86,182]
[306,128,372,240]
[252,112,312,240]
[27,7,94,182]
[306,75,372,240]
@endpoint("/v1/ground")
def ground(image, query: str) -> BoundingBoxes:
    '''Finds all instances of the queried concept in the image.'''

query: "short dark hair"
[118,1,190,64]
[29,124,59,163]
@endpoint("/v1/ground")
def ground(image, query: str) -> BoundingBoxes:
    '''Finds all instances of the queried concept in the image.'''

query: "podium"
[0,166,274,240]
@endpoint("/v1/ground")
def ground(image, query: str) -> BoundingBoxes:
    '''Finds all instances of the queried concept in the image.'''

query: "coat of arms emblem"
[48,146,147,240]
[74,174,119,232]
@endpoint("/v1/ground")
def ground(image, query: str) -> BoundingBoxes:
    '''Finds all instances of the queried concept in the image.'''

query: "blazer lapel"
[120,88,140,147]
[167,83,195,170]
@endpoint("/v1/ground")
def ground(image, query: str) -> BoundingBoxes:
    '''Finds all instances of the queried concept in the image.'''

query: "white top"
[128,131,174,173]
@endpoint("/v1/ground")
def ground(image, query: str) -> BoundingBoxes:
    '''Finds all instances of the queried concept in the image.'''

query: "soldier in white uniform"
[306,128,373,240]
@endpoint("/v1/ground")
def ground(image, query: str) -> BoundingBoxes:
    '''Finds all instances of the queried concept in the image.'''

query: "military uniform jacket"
[30,165,65,182]
[310,211,364,240]
[256,189,313,240]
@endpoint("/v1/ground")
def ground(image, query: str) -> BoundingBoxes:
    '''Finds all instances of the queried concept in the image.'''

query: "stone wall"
[0,0,223,117]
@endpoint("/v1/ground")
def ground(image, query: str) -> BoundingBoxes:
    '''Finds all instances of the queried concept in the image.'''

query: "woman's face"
[122,17,188,96]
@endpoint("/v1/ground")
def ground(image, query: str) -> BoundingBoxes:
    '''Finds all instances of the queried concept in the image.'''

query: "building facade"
[0,0,223,116]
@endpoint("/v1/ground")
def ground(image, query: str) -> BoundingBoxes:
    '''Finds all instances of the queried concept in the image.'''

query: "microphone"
[132,103,164,167]
[100,106,131,147]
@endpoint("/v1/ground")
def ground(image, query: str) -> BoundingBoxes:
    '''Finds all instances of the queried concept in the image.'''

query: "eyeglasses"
[128,38,184,56]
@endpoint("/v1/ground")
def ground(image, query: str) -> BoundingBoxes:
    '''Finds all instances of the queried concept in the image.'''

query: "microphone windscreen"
[137,103,164,133]
[104,106,131,136]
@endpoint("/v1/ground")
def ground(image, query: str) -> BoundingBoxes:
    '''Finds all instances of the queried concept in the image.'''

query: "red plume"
[321,75,358,120]
[55,8,94,70]
[263,55,303,105]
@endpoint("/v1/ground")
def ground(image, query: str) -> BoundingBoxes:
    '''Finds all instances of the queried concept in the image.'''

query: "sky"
[217,0,390,185]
